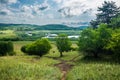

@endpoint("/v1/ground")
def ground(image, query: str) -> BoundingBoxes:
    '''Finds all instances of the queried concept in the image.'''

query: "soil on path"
[46,55,79,80]
[54,60,73,80]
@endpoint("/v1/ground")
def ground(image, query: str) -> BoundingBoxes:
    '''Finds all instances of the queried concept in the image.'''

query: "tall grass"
[0,56,61,80]
[66,57,120,80]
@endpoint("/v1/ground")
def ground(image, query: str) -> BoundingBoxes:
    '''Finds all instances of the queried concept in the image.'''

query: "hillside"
[0,23,88,30]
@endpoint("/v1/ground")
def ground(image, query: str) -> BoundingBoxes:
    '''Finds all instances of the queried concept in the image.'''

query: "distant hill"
[0,23,88,30]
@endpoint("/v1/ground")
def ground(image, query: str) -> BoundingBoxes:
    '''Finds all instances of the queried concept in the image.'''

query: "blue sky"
[0,0,120,25]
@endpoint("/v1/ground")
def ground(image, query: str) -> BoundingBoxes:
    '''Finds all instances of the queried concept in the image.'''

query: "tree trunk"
[60,52,63,57]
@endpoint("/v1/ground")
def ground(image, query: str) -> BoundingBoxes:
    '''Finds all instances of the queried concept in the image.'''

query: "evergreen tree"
[90,1,120,28]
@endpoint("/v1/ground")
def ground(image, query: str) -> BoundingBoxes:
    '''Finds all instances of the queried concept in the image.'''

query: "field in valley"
[0,41,120,80]
[0,30,80,41]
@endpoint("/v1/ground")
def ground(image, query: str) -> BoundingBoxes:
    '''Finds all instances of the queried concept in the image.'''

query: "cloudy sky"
[0,0,120,25]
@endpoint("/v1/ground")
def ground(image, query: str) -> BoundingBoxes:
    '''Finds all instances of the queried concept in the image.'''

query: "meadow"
[0,30,16,39]
[0,41,120,80]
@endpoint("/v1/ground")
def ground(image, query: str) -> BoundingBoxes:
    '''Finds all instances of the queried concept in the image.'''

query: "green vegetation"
[0,41,14,56]
[0,30,80,41]
[90,1,120,28]
[110,14,120,28]
[0,56,61,80]
[21,38,51,56]
[78,24,112,58]
[0,30,19,41]
[66,59,120,80]
[105,29,120,60]
[56,34,72,57]
[0,41,120,80]
[0,1,120,80]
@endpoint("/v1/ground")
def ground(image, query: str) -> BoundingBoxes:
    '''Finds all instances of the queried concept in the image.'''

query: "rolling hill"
[0,23,89,30]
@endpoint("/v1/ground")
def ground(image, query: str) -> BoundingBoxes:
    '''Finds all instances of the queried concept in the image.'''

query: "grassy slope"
[0,41,120,80]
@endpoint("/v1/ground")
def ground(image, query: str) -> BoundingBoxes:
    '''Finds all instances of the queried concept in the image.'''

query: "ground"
[0,41,120,80]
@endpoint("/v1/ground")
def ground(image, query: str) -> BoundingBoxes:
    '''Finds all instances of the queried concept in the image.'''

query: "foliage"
[56,34,72,57]
[90,1,120,28]
[21,38,52,56]
[78,24,112,57]
[21,45,27,53]
[0,41,14,56]
[110,14,120,28]
[105,29,120,60]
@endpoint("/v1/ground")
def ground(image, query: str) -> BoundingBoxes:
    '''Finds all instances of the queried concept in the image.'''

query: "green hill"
[0,23,88,30]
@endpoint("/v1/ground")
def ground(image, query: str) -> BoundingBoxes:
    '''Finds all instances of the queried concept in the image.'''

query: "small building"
[68,35,79,38]
[25,31,33,36]
[43,33,58,38]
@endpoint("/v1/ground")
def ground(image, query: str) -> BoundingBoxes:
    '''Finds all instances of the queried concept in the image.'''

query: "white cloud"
[0,0,120,25]
[21,5,32,13]
[57,0,120,17]
[53,0,63,3]
[8,0,17,4]
[0,8,13,16]
[0,0,17,4]
[21,0,50,15]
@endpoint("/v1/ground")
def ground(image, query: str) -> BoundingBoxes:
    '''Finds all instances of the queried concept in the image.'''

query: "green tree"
[110,14,120,28]
[90,1,120,28]
[78,24,112,58]
[78,28,98,57]
[21,38,51,57]
[56,34,71,57]
[105,29,120,60]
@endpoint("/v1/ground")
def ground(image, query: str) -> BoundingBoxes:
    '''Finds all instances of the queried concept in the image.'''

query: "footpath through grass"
[0,41,120,80]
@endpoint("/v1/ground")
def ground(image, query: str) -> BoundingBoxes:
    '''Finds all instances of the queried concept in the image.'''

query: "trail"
[46,55,80,80]
[54,60,73,80]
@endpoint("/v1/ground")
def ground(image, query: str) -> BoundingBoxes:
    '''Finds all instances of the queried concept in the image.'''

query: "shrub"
[0,41,14,56]
[21,45,27,53]
[78,24,112,58]
[105,30,120,60]
[21,38,52,56]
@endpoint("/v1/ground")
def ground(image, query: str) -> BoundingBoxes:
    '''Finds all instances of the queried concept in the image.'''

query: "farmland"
[0,41,120,80]
[0,29,80,41]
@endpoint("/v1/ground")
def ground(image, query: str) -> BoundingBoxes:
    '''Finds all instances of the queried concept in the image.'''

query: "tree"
[90,20,99,29]
[78,28,98,57]
[105,29,120,60]
[21,38,51,57]
[90,1,120,28]
[110,14,120,28]
[56,34,72,57]
[78,23,112,58]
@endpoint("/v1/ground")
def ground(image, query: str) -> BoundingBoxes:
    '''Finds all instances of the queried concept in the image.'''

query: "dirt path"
[54,60,74,80]
[46,55,80,80]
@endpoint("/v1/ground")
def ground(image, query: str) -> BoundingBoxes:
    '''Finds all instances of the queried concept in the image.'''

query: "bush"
[105,30,120,60]
[21,38,52,56]
[21,45,27,53]
[78,24,112,58]
[0,41,14,56]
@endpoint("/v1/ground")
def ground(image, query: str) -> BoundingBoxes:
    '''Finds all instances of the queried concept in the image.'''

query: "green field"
[0,30,16,38]
[0,41,120,80]
[0,30,80,41]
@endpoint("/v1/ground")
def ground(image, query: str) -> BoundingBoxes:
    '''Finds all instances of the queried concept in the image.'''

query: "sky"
[0,0,120,25]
